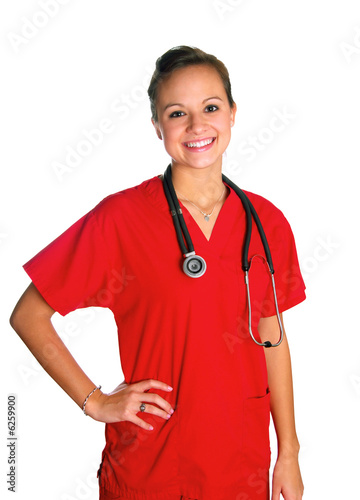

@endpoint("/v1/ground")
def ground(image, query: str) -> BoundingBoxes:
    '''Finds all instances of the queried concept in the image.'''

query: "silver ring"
[139,403,146,412]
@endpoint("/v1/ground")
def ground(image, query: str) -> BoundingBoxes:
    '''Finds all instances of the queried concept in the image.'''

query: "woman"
[10,46,305,500]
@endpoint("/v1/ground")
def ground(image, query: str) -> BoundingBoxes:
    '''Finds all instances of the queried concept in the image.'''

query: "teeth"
[185,138,214,148]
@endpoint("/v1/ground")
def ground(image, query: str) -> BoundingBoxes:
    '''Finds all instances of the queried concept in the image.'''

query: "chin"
[171,154,221,170]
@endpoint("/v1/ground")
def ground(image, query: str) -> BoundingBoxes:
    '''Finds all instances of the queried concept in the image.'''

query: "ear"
[230,102,237,127]
[151,118,162,140]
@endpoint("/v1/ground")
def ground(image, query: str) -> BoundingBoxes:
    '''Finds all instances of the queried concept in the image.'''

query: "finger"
[128,414,155,431]
[139,393,174,415]
[136,401,173,421]
[136,379,173,393]
[271,484,280,500]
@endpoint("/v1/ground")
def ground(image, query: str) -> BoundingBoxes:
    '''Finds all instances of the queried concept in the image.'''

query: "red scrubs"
[24,174,306,500]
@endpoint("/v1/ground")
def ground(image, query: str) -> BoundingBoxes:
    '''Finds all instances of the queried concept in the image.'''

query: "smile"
[183,137,216,149]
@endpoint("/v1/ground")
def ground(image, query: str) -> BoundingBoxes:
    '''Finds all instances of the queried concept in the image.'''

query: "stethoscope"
[162,164,284,348]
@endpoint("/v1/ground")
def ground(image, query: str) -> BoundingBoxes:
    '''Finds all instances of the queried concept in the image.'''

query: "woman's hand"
[84,379,175,430]
[10,284,174,432]
[271,453,304,500]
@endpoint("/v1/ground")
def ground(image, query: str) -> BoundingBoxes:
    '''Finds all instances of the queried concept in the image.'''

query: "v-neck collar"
[178,181,239,251]
[142,174,242,256]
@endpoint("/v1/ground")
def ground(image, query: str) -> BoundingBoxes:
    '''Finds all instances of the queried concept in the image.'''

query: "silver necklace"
[176,185,226,221]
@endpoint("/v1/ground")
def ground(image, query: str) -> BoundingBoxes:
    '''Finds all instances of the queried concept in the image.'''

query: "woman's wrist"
[82,386,105,418]
[82,385,102,415]
[277,439,300,461]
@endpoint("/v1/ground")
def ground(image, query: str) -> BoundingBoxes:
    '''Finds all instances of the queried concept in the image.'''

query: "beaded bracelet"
[82,385,102,416]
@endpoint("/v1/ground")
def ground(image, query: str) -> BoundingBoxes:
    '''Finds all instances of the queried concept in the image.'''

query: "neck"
[170,162,226,208]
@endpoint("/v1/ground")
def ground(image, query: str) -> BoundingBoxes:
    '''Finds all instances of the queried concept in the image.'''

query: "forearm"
[10,286,174,428]
[10,283,98,410]
[259,316,300,457]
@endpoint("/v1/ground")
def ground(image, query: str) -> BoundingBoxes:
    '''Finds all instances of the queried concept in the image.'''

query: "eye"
[205,105,219,113]
[169,111,185,118]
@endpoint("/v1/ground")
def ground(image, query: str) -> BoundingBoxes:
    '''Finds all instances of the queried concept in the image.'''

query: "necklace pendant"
[204,215,210,221]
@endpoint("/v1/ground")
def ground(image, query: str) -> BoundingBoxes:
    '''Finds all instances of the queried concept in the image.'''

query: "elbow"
[9,283,39,334]
[9,283,56,335]
[9,311,15,330]
[9,305,25,334]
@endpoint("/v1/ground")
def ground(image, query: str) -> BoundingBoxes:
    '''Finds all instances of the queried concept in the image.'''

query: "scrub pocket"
[242,389,271,472]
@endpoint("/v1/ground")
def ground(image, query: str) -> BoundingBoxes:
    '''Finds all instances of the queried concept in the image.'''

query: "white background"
[1,1,360,499]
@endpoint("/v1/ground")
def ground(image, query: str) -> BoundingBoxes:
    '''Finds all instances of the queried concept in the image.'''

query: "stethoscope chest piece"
[183,252,207,278]
[162,163,285,348]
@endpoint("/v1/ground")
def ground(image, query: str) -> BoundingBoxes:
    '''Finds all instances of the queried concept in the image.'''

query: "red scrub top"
[24,173,306,500]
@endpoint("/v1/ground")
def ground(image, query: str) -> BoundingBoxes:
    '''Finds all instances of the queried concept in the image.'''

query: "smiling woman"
[148,46,236,121]
[10,45,305,500]
[151,64,236,193]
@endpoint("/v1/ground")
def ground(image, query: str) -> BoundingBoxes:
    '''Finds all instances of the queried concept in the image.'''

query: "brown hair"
[147,45,235,123]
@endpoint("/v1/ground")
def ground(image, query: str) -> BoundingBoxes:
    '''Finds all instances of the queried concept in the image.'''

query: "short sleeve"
[260,211,306,318]
[23,206,114,316]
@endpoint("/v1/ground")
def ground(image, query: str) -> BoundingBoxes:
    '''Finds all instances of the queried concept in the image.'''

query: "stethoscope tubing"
[162,164,284,347]
[163,167,194,256]
[221,173,274,274]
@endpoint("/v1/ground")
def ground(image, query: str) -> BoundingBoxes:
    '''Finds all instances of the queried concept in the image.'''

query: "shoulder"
[242,189,288,223]
[240,189,295,242]
[89,175,160,223]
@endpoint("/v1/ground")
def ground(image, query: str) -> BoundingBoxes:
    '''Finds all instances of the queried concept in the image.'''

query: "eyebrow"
[163,96,223,112]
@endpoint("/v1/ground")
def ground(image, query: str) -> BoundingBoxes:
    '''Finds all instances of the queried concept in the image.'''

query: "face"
[152,64,236,172]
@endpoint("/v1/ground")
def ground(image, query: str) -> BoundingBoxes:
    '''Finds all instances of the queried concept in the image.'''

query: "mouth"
[182,137,216,151]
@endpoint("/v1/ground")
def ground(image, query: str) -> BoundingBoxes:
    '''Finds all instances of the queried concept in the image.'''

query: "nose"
[186,112,208,135]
